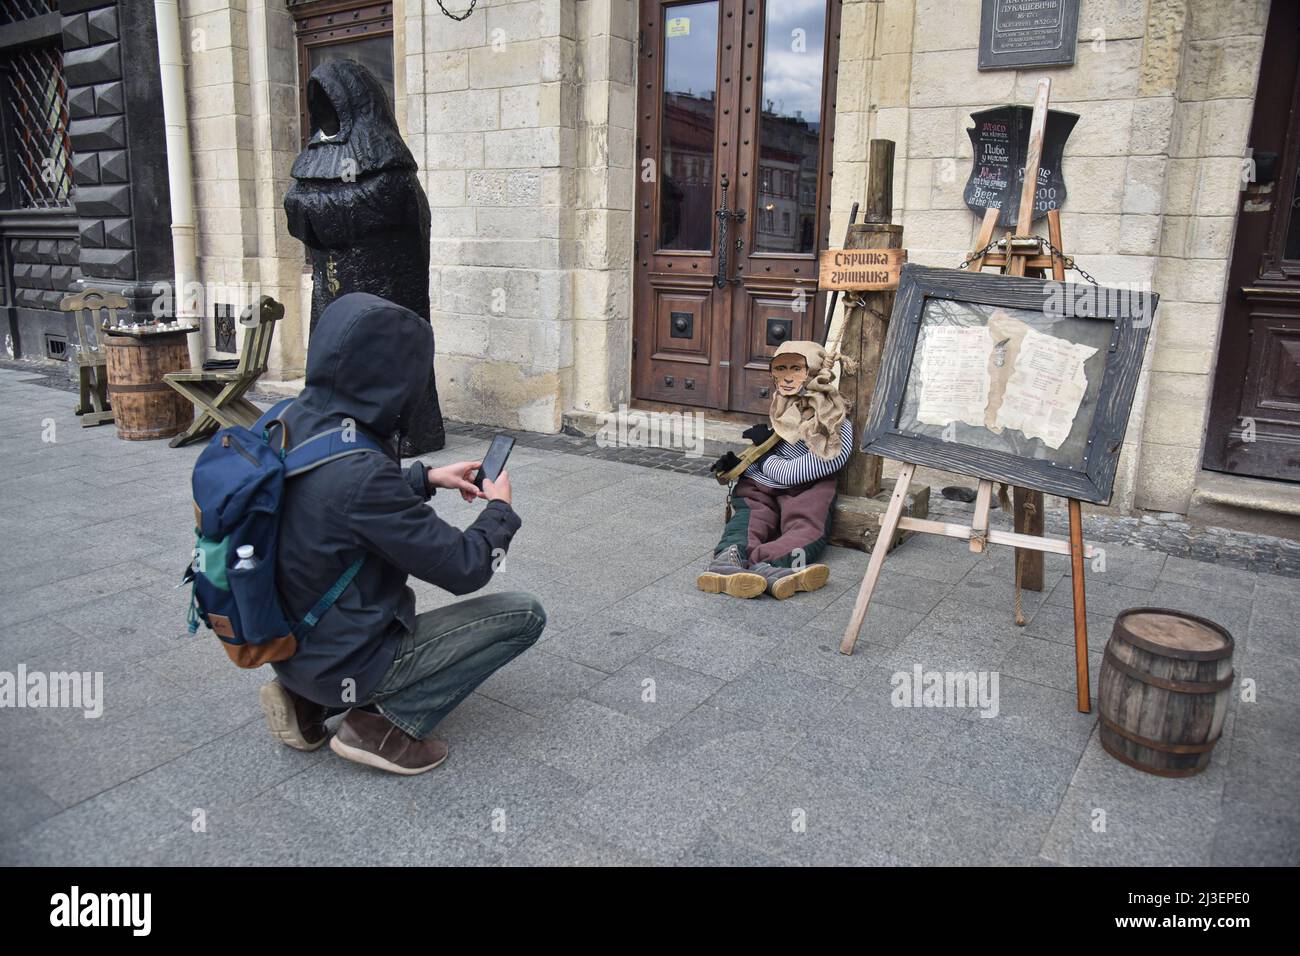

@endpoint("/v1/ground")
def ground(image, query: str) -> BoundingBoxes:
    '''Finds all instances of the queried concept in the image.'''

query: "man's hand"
[427,461,484,503]
[482,470,512,507]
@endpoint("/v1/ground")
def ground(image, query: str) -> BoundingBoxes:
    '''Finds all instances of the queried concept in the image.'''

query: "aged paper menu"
[994,327,1098,449]
[916,326,993,429]
[915,308,1097,450]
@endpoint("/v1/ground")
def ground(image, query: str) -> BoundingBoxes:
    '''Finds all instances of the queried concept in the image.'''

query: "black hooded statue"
[284,59,445,454]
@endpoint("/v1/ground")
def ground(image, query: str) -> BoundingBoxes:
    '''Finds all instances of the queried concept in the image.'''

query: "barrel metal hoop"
[1099,735,1210,777]
[1098,713,1221,755]
[1103,647,1234,694]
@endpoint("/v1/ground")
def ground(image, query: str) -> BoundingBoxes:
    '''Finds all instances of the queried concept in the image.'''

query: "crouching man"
[699,341,852,599]
[261,292,544,775]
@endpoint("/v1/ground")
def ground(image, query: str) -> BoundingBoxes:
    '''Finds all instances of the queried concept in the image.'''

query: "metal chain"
[957,234,1100,286]
[956,239,1001,271]
[1041,236,1100,286]
[436,0,477,21]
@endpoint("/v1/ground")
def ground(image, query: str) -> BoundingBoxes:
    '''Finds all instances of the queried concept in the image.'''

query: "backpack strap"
[256,398,297,458]
[278,422,388,636]
[293,556,365,638]
[255,398,295,428]
[282,425,388,477]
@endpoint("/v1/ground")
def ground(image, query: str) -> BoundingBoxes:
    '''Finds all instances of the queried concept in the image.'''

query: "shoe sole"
[329,734,448,776]
[770,564,831,600]
[696,571,766,598]
[259,682,329,752]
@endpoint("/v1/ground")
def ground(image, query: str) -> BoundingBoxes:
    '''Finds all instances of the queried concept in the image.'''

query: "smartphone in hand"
[474,434,515,490]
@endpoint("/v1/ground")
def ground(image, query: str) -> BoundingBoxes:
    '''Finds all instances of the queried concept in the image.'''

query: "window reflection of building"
[659,90,716,250]
[756,108,820,254]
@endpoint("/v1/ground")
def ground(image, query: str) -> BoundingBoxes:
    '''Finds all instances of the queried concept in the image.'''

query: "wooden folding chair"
[164,295,284,448]
[60,289,124,427]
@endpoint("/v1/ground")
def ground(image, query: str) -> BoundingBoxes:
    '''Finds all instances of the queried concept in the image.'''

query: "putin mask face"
[770,353,808,397]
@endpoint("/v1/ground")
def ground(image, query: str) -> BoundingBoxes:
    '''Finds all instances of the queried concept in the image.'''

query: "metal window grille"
[0,1,58,27]
[43,331,67,360]
[5,40,73,208]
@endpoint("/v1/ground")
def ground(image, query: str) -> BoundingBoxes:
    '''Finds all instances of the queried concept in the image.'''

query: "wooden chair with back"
[60,289,125,427]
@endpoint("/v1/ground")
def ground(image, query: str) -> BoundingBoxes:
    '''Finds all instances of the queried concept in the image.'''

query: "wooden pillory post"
[823,139,930,552]
[838,80,1097,715]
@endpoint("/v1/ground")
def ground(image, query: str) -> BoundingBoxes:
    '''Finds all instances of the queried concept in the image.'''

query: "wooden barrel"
[103,332,194,441]
[1098,608,1234,777]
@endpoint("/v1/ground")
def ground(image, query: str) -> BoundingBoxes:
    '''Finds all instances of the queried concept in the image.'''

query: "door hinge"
[633,338,638,358]
[638,29,646,57]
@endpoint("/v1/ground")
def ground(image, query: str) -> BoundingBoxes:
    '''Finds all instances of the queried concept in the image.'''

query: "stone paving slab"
[0,364,1297,866]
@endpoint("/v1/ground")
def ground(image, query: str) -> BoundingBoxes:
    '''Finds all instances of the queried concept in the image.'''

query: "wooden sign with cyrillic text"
[818,247,907,291]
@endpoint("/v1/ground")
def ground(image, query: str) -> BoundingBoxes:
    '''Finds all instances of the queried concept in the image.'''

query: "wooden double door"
[1205,0,1300,482]
[632,0,841,416]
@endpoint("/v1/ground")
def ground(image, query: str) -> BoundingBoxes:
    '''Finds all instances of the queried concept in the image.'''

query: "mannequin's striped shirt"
[743,419,854,490]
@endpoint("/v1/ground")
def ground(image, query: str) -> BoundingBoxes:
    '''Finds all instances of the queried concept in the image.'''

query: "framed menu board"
[861,265,1157,504]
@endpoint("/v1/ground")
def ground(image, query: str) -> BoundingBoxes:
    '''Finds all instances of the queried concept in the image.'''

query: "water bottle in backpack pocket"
[183,399,382,668]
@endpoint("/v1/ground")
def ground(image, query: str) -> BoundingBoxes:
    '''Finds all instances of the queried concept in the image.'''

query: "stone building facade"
[2,0,1294,525]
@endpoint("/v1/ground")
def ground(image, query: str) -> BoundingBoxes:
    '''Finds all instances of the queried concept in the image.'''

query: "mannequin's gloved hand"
[710,450,742,475]
[742,423,774,445]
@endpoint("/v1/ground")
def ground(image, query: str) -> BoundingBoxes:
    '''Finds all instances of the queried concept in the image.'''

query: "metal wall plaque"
[963,105,1078,229]
[978,0,1080,71]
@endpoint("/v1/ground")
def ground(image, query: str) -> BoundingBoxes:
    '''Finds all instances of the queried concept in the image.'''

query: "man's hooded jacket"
[271,293,520,706]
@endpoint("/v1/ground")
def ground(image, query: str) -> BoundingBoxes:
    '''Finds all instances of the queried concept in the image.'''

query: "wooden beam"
[836,139,901,501]
[1069,498,1092,714]
[841,463,915,655]
[893,515,1094,558]
[1014,77,1052,242]
[969,480,992,552]
[967,207,1001,272]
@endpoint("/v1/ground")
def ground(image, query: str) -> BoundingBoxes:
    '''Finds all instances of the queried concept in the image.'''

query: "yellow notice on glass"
[666,17,691,37]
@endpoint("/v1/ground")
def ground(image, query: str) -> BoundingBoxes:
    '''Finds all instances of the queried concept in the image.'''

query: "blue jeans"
[367,591,545,739]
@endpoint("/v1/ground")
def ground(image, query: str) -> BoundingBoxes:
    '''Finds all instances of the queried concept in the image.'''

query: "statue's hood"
[297,292,432,438]
[289,59,416,181]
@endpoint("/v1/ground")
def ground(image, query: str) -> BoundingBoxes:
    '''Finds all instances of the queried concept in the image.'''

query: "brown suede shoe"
[329,708,449,775]
[259,679,330,752]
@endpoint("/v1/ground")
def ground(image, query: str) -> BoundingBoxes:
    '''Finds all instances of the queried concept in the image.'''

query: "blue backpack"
[184,399,385,668]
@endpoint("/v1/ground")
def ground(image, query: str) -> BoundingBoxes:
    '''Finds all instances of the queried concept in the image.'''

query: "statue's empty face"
[307,76,342,142]
[770,353,808,396]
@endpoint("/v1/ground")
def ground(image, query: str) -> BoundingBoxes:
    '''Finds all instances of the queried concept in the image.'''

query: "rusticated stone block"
[94,81,123,116]
[68,86,97,120]
[104,217,132,248]
[79,246,134,279]
[63,42,121,86]
[73,183,131,217]
[69,115,125,151]
[98,149,127,182]
[62,13,90,51]
[79,219,105,248]
[86,6,118,43]
[71,152,100,187]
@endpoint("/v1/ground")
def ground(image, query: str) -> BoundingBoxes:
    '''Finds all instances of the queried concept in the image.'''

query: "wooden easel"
[839,78,1095,715]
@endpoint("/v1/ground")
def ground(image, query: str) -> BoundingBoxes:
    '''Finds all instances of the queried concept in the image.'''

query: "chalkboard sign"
[978,0,1080,71]
[964,105,1077,229]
